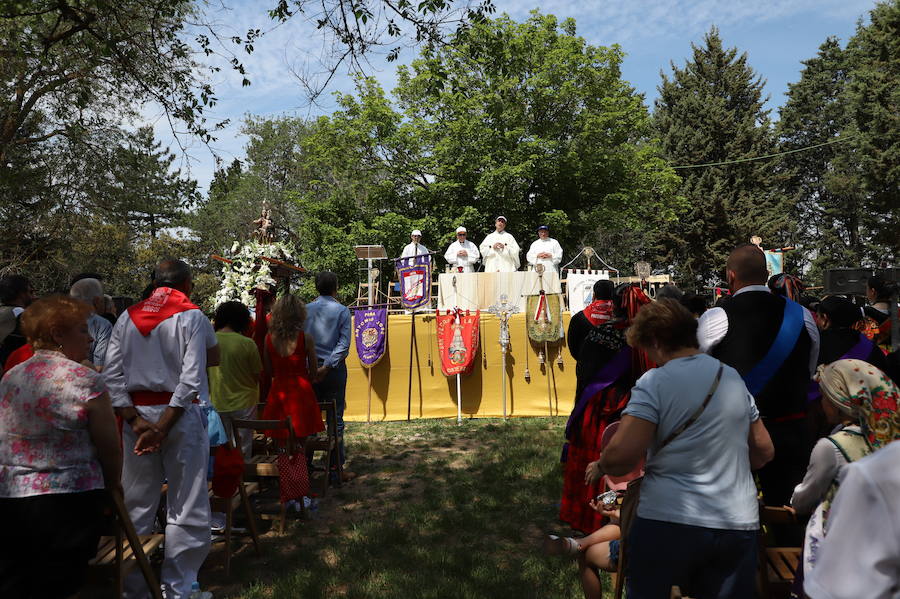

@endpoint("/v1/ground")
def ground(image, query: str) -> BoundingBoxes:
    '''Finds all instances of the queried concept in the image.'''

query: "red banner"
[436,309,480,377]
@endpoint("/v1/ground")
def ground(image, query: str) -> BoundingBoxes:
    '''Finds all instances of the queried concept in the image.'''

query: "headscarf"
[816,359,900,451]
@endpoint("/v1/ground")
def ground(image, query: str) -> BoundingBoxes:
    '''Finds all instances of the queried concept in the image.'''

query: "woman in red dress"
[262,295,325,445]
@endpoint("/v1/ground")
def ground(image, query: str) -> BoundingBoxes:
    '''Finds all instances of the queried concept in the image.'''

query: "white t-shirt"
[805,441,900,599]
[104,309,218,409]
[623,353,761,530]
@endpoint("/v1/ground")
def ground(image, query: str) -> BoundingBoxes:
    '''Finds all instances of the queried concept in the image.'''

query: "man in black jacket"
[697,244,820,505]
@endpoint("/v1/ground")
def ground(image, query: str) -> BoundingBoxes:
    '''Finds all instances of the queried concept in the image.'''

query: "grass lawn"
[203,417,609,598]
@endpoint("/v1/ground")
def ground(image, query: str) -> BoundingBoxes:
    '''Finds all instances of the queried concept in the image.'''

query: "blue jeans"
[626,516,757,599]
[313,361,347,467]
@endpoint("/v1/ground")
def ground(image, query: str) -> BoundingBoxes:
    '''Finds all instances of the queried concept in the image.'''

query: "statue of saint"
[253,201,273,242]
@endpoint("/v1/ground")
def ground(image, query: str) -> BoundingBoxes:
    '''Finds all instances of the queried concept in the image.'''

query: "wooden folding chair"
[87,492,164,599]
[233,417,297,534]
[209,433,262,576]
[307,400,342,496]
[758,505,803,599]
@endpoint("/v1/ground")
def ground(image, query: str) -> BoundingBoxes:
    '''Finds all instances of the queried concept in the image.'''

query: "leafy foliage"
[651,28,789,288]
[777,1,900,277]
[198,12,682,302]
[844,0,900,261]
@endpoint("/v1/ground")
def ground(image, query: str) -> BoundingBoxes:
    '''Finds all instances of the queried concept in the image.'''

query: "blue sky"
[156,0,880,193]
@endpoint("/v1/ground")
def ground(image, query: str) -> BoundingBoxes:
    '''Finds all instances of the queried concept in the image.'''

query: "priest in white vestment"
[479,216,520,272]
[400,229,432,266]
[526,225,563,272]
[444,227,480,272]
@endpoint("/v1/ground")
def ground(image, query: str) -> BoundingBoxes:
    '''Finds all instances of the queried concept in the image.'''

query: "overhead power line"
[670,134,855,170]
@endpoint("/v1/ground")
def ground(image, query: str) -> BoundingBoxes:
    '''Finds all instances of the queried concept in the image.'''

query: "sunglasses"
[457,233,466,236]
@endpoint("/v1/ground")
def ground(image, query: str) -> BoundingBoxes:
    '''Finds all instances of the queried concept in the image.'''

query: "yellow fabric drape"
[346,313,576,421]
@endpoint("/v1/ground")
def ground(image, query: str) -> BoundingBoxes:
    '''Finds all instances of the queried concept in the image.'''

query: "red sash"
[583,300,614,327]
[127,287,199,336]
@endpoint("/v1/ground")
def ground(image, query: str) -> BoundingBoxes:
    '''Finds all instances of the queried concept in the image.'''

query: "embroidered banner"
[353,306,388,367]
[764,250,784,277]
[565,270,610,313]
[397,255,432,310]
[526,291,564,342]
[436,309,480,376]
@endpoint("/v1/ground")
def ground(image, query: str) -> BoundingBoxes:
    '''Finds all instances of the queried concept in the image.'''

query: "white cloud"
[494,0,876,43]
[136,0,880,193]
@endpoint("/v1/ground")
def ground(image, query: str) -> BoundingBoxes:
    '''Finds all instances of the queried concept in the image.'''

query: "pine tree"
[845,0,900,261]
[777,37,868,276]
[97,127,198,239]
[652,28,789,287]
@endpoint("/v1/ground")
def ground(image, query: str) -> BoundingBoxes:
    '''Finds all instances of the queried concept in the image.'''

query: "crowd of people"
[0,262,353,598]
[549,244,900,599]
[1,242,898,598]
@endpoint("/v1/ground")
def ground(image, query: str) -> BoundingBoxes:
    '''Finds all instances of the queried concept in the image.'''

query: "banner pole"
[501,347,507,419]
[456,373,462,425]
[366,366,372,424]
[408,312,416,421]
[544,341,552,415]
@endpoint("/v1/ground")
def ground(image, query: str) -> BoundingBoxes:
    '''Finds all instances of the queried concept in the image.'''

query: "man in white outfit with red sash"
[104,260,220,599]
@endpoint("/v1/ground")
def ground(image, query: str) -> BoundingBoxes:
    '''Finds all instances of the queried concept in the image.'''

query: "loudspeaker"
[823,268,875,296]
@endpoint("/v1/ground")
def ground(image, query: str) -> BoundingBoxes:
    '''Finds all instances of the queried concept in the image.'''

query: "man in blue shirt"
[305,271,355,481]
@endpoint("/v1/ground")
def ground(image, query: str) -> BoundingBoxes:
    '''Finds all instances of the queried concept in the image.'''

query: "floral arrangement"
[213,240,298,307]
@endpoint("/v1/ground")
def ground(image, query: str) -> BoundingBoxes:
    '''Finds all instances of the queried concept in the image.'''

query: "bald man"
[697,244,819,505]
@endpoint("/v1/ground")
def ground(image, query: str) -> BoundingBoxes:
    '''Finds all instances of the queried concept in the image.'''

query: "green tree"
[652,28,788,287]
[194,13,683,303]
[845,0,900,261]
[0,0,221,163]
[393,12,681,266]
[777,37,872,277]
[89,126,198,239]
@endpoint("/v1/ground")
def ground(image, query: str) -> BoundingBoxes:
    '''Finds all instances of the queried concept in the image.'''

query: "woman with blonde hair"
[0,295,122,597]
[261,294,325,443]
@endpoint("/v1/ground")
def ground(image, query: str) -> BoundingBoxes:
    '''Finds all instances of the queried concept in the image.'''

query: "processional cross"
[487,293,520,419]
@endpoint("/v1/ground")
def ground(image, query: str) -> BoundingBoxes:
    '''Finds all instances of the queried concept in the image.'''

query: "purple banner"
[397,254,432,310]
[354,306,388,367]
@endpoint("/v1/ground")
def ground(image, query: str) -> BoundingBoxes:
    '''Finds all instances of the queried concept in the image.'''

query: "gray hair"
[70,277,104,304]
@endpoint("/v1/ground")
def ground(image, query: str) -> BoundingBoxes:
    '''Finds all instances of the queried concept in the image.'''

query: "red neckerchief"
[127,287,199,336]
[583,299,614,326]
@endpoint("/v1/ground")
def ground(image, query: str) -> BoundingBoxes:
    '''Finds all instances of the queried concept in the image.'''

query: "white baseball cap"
[496,215,507,222]
[456,226,467,234]
[411,229,422,236]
